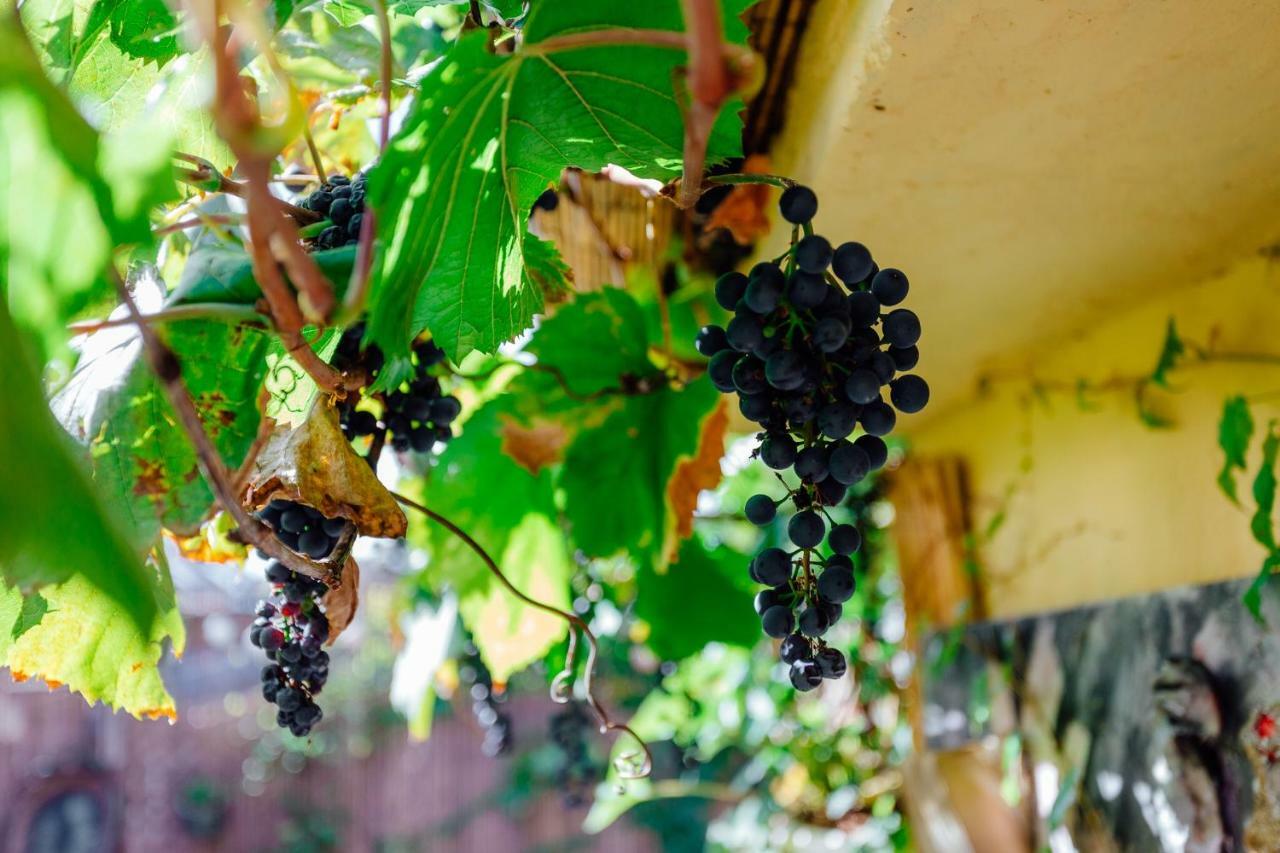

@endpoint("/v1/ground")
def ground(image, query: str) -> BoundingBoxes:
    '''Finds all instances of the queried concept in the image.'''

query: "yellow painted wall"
[912,252,1280,618]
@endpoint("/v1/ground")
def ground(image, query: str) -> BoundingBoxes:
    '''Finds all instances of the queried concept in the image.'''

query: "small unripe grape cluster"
[330,323,461,455]
[458,644,513,757]
[549,703,598,808]
[300,173,367,250]
[697,183,930,690]
[251,559,332,737]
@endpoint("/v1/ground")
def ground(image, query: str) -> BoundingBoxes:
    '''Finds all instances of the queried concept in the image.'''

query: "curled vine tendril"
[391,492,653,779]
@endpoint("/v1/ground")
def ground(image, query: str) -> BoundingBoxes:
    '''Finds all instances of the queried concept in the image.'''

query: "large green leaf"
[0,301,159,632]
[0,563,185,720]
[366,0,753,378]
[634,536,758,662]
[413,399,572,681]
[560,379,722,573]
[1,9,174,357]
[527,288,656,396]
[22,0,230,166]
[53,271,273,542]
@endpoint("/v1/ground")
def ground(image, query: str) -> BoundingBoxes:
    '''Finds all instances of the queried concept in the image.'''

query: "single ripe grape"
[854,434,889,470]
[828,524,862,555]
[845,369,881,405]
[788,510,825,549]
[861,401,897,436]
[745,494,777,526]
[890,374,930,414]
[817,401,858,440]
[731,356,768,395]
[812,317,849,353]
[847,291,881,328]
[794,235,833,274]
[765,351,806,391]
[696,325,729,357]
[889,345,920,371]
[754,548,792,584]
[793,446,829,483]
[817,568,856,604]
[871,268,909,305]
[762,605,796,639]
[708,351,740,392]
[726,315,764,353]
[798,606,830,637]
[832,241,874,284]
[779,633,812,664]
[760,433,798,470]
[828,442,871,485]
[789,660,823,691]
[779,185,818,224]
[816,647,847,679]
[882,308,922,348]
[715,272,749,310]
[787,272,828,309]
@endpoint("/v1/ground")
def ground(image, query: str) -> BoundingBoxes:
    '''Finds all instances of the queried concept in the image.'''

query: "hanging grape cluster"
[251,555,332,737]
[548,703,599,808]
[458,644,513,757]
[299,172,366,250]
[696,184,930,690]
[330,323,462,455]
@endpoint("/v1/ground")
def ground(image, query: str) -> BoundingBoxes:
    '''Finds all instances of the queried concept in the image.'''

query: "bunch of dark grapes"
[548,703,599,808]
[299,173,366,250]
[251,559,331,737]
[695,183,930,691]
[329,323,461,455]
[458,644,513,757]
[257,499,346,561]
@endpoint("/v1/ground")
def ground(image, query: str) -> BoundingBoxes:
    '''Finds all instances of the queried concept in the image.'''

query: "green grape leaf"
[1243,551,1280,625]
[526,289,656,395]
[1250,422,1279,551]
[0,302,159,632]
[412,400,571,681]
[21,0,230,167]
[0,564,185,720]
[53,270,272,541]
[1217,395,1254,504]
[2,10,175,355]
[366,0,753,378]
[102,0,182,65]
[560,379,724,574]
[634,537,759,661]
[170,243,357,306]
[1149,317,1185,388]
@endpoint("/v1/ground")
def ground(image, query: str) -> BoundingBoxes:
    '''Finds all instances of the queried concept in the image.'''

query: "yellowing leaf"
[0,569,185,720]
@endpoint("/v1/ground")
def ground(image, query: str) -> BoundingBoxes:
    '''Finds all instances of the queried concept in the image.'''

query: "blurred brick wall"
[0,680,652,853]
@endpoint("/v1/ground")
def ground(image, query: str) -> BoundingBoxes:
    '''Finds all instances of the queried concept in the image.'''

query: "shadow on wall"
[924,575,1280,851]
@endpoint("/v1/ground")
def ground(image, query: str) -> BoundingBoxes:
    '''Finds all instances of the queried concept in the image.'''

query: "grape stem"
[446,361,671,402]
[390,491,653,779]
[188,4,361,395]
[174,153,321,226]
[339,0,393,324]
[106,265,330,583]
[68,302,266,334]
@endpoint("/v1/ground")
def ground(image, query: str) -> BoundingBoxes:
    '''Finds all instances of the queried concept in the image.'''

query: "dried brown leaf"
[243,401,407,539]
[703,154,773,245]
[662,398,729,566]
[321,558,360,643]
[499,413,571,474]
